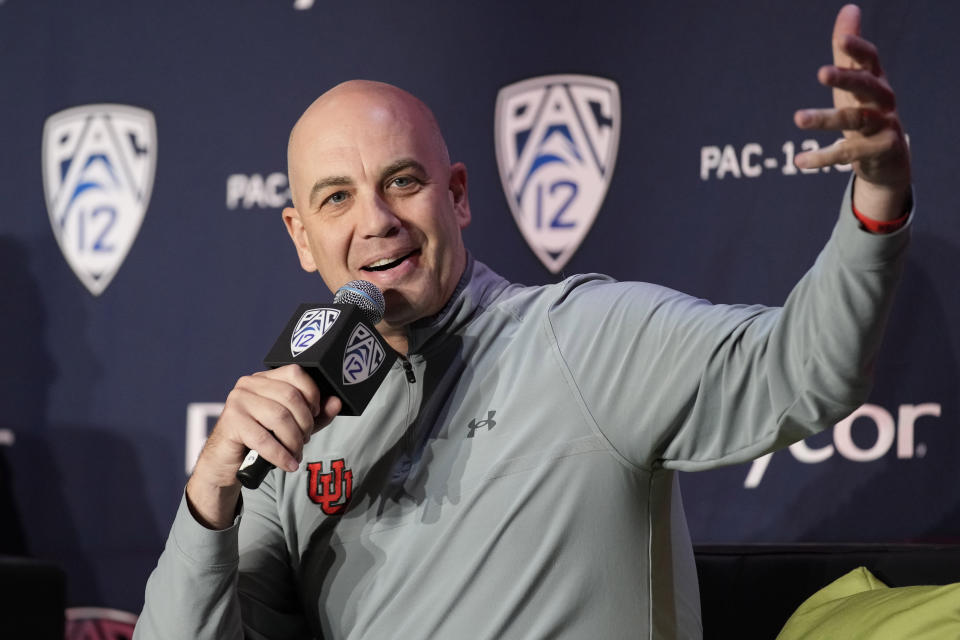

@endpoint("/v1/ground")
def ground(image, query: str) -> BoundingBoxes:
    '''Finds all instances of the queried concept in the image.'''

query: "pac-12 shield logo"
[342,323,386,385]
[291,307,340,357]
[495,75,620,273]
[42,104,157,296]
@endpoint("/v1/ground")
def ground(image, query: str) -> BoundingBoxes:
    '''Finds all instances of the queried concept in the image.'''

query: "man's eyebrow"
[379,158,428,183]
[308,176,353,208]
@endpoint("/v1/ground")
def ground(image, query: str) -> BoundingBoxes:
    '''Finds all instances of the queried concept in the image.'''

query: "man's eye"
[391,176,415,188]
[326,191,348,205]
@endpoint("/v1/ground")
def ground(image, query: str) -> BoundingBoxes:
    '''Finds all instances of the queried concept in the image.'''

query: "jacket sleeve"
[134,474,311,639]
[545,179,911,471]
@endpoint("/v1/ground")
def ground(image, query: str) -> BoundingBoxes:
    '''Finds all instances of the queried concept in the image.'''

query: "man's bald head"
[286,80,450,211]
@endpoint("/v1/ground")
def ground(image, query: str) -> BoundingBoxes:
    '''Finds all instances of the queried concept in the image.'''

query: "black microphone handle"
[236,448,275,490]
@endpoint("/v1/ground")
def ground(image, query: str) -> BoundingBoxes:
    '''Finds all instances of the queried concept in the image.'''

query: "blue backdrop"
[1,0,957,621]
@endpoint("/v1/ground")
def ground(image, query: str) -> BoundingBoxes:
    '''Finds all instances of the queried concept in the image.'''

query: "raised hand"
[794,4,910,220]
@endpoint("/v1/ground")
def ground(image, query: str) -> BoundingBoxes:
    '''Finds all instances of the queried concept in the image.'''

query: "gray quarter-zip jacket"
[136,180,911,640]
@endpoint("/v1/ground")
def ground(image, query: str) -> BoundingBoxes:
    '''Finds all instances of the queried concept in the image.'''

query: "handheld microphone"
[235,280,397,489]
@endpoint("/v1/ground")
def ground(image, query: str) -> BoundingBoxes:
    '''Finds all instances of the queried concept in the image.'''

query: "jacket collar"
[404,253,510,355]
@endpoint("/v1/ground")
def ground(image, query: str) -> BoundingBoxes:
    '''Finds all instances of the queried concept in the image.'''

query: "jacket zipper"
[400,356,416,383]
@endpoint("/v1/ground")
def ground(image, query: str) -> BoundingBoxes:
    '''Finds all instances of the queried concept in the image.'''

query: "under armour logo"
[306,459,353,515]
[467,411,497,438]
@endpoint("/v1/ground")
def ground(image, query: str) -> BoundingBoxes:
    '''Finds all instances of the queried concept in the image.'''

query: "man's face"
[284,85,471,333]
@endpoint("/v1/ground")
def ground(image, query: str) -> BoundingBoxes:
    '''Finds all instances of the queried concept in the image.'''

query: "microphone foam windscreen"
[334,280,386,325]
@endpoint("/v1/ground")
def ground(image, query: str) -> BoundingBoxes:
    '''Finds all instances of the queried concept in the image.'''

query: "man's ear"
[281,207,318,272]
[449,162,471,229]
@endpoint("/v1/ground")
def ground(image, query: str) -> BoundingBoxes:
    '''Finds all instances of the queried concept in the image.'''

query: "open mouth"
[362,250,418,272]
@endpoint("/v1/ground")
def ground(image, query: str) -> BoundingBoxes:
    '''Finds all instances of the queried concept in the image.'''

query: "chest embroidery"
[306,458,353,515]
[467,410,498,438]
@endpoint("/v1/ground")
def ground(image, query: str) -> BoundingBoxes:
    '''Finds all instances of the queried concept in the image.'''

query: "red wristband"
[852,201,910,234]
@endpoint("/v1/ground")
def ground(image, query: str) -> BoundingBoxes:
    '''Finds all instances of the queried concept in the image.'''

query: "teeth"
[362,250,419,272]
[367,257,398,269]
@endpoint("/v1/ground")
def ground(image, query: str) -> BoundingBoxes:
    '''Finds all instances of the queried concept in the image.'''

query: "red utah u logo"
[307,459,353,515]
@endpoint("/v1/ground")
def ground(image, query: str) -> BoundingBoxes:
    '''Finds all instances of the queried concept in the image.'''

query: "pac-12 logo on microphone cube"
[343,324,386,385]
[264,303,397,416]
[290,308,341,357]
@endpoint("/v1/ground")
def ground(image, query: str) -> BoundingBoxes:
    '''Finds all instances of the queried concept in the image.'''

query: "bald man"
[283,80,472,354]
[137,6,912,639]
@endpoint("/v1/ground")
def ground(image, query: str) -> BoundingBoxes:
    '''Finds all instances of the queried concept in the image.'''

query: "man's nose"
[357,193,401,238]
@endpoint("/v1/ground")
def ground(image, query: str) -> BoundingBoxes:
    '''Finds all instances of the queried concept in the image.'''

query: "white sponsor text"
[744,403,941,488]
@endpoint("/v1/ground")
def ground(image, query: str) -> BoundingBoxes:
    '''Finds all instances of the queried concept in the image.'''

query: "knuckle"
[267,402,293,426]
[224,386,248,408]
[879,129,900,148]
[843,109,861,129]
[281,385,302,406]
[834,143,855,164]
[260,365,287,383]
[858,40,879,62]
[250,428,276,450]
[218,399,241,418]
[281,364,304,380]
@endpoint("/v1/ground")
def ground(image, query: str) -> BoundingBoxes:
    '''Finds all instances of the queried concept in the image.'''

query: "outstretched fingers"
[818,65,895,110]
[795,106,890,135]
[794,128,901,171]
[792,4,909,188]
